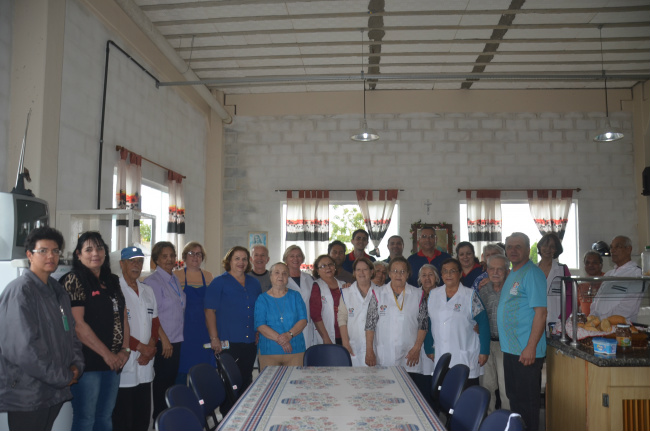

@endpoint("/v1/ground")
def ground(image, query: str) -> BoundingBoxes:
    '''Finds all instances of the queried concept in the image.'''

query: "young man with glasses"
[407,226,451,286]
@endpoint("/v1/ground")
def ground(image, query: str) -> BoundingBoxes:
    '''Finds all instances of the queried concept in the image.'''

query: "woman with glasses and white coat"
[365,257,428,383]
[428,258,490,387]
[283,245,315,347]
[338,257,378,366]
[309,255,345,345]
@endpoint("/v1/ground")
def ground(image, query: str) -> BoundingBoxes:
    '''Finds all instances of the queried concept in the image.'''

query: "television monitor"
[0,192,50,260]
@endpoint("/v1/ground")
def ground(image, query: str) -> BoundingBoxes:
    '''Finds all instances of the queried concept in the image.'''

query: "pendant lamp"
[593,25,624,142]
[351,31,379,142]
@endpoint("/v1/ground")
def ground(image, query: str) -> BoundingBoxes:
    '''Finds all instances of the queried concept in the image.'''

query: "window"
[141,181,169,248]
[459,201,579,269]
[281,202,400,262]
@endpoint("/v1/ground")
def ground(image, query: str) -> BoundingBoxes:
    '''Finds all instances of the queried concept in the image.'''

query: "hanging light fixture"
[351,31,379,142]
[593,25,624,142]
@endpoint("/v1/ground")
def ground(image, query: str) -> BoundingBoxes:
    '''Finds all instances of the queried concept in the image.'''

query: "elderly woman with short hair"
[577,250,605,315]
[372,260,388,286]
[255,262,308,370]
[310,254,345,345]
[284,245,315,347]
[205,246,261,393]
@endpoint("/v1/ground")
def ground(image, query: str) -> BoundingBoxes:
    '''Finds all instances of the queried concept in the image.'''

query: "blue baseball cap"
[121,247,145,260]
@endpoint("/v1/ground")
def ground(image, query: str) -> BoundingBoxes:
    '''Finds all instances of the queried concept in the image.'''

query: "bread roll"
[607,315,627,325]
[600,319,611,332]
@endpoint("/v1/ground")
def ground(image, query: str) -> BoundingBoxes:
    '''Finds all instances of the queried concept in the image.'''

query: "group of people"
[0,224,642,431]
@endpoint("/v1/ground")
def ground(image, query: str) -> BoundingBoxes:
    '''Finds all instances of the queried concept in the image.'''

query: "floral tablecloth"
[217,366,446,431]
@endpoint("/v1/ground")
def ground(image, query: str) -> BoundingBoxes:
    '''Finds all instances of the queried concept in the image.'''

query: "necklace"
[271,289,288,322]
[393,287,405,312]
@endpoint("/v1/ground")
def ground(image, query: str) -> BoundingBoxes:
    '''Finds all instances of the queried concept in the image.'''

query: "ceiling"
[133,0,650,94]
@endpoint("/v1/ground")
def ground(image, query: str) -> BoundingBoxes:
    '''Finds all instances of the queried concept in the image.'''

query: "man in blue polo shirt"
[497,232,547,431]
[406,226,450,286]
[341,229,375,273]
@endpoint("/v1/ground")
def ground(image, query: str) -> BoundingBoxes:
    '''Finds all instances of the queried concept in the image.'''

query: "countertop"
[547,337,650,367]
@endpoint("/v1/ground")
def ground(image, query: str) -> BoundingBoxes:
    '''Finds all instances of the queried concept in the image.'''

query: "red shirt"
[417,249,442,263]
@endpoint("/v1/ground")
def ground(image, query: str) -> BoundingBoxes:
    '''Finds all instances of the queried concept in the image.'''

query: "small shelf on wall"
[56,209,157,260]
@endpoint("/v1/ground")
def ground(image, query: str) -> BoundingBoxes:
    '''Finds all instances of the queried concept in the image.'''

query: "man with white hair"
[497,232,547,431]
[250,245,271,293]
[591,235,642,321]
[472,243,506,291]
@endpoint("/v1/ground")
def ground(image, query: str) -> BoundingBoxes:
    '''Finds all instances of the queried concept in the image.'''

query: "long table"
[217,366,446,431]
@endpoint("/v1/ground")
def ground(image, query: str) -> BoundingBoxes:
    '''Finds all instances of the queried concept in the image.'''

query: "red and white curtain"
[167,171,185,267]
[527,189,573,239]
[114,149,143,249]
[466,190,502,255]
[286,190,329,270]
[356,189,398,258]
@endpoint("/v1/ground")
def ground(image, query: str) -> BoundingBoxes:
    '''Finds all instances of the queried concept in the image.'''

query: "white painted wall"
[223,111,636,266]
[0,0,13,194]
[56,0,208,244]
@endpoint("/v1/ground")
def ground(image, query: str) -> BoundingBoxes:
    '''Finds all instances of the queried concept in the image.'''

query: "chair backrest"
[478,409,525,431]
[430,352,452,413]
[303,344,352,367]
[188,363,226,429]
[216,352,243,402]
[156,406,204,431]
[165,384,205,428]
[449,386,491,431]
[438,364,470,416]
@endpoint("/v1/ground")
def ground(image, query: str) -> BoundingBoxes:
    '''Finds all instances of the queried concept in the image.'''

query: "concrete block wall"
[223,111,636,265]
[56,0,208,243]
[0,0,13,194]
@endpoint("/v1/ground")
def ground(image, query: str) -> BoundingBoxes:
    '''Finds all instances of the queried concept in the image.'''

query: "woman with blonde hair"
[173,241,214,383]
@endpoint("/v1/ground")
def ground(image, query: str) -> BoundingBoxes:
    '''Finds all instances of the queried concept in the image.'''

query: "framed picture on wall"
[248,231,267,250]
[410,222,454,255]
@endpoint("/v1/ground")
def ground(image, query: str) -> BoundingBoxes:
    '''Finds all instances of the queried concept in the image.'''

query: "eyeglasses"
[187,251,203,258]
[420,234,435,239]
[441,269,460,275]
[31,248,63,257]
[318,263,335,269]
[390,269,407,275]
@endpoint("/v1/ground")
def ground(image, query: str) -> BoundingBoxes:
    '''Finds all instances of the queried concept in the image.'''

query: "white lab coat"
[287,271,315,347]
[592,261,643,321]
[340,282,377,366]
[313,278,344,344]
[544,259,567,326]
[373,282,423,373]
[428,284,482,379]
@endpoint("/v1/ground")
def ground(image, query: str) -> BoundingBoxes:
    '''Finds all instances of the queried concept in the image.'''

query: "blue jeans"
[70,370,120,431]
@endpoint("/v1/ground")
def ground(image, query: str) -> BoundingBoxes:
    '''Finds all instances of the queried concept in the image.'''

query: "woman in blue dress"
[173,242,214,383]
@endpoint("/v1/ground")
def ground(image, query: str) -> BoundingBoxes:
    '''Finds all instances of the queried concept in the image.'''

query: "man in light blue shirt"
[497,232,547,431]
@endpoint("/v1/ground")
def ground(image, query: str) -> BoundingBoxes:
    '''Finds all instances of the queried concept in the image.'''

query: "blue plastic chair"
[449,385,491,431]
[478,409,525,431]
[216,352,244,415]
[438,364,470,426]
[165,384,205,429]
[188,363,227,430]
[303,344,352,367]
[430,352,452,413]
[155,406,204,431]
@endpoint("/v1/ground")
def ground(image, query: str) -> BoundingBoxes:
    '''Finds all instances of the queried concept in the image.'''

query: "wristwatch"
[289,331,294,338]
[122,347,131,354]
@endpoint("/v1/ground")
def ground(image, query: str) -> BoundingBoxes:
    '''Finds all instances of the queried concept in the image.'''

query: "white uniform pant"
[479,340,510,414]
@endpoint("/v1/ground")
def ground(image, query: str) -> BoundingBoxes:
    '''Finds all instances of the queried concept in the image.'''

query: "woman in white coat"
[338,257,378,366]
[428,258,490,386]
[416,264,439,404]
[309,255,345,345]
[284,245,315,347]
[365,257,428,381]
